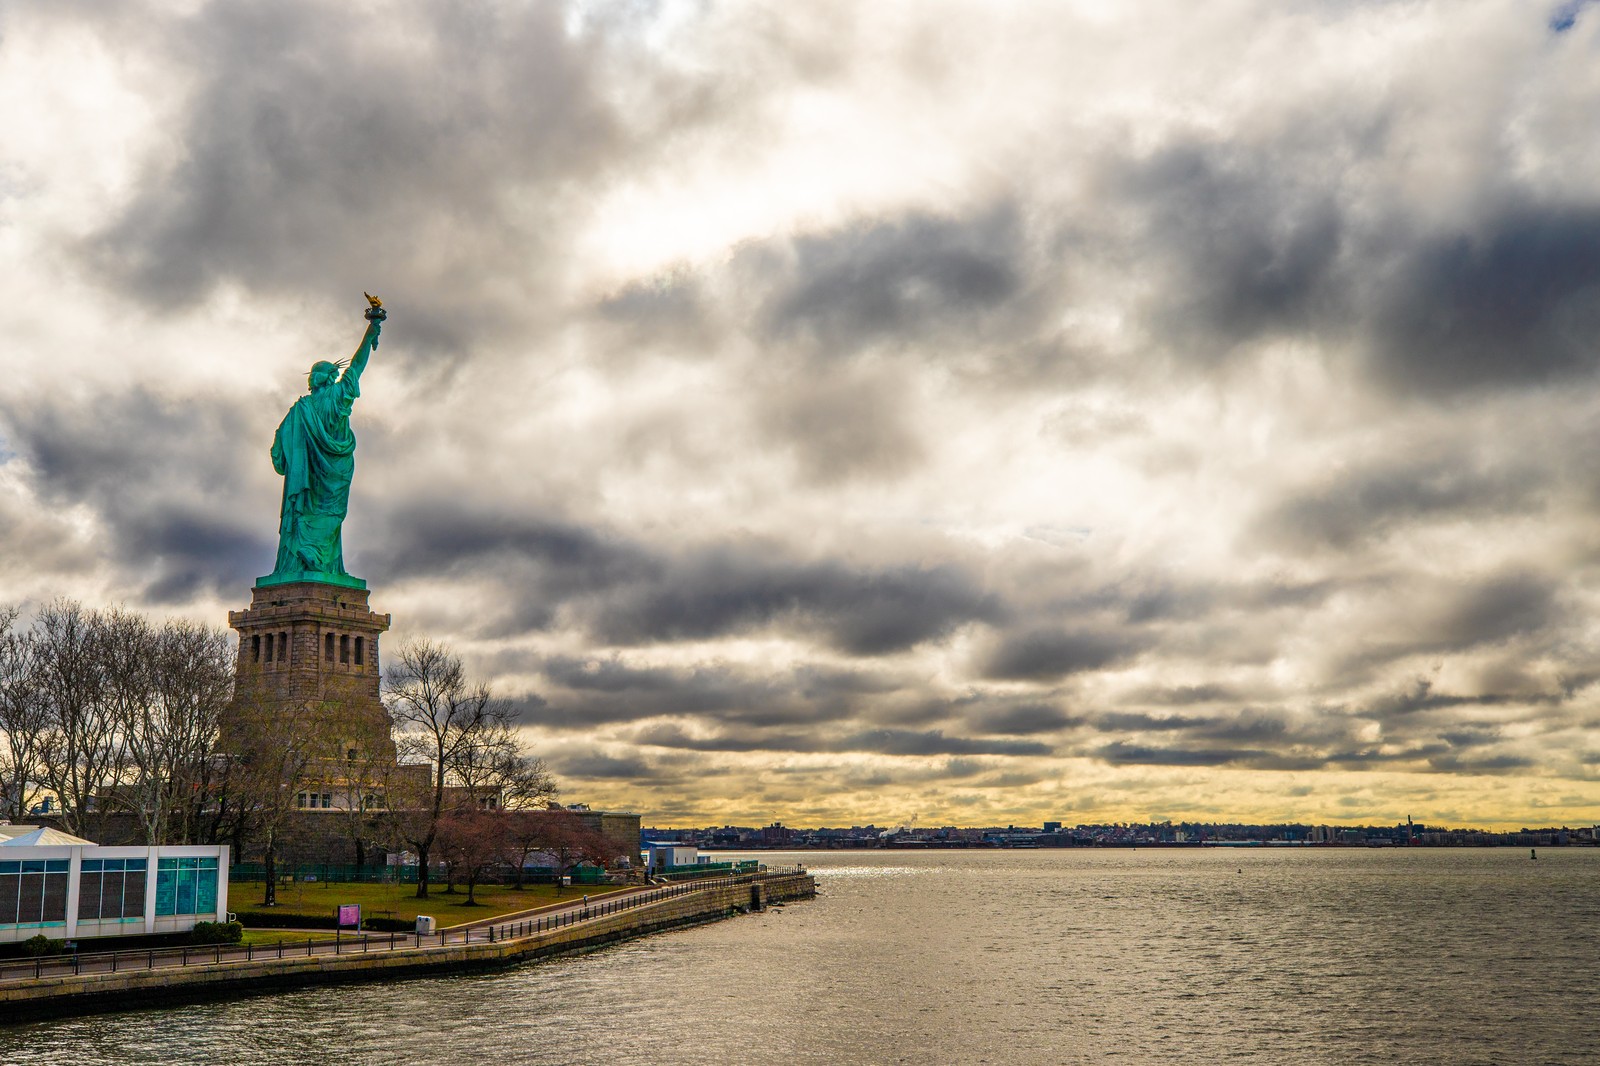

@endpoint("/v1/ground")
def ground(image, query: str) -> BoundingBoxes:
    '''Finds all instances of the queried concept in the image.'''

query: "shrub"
[362,917,413,933]
[188,920,244,944]
[20,934,58,956]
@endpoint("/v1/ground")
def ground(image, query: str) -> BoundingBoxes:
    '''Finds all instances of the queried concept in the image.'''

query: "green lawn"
[240,929,339,946]
[229,879,630,926]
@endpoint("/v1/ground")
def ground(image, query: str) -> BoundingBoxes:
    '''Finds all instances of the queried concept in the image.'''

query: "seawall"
[0,872,815,1023]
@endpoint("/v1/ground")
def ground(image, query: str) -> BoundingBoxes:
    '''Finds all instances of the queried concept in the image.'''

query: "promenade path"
[0,872,796,986]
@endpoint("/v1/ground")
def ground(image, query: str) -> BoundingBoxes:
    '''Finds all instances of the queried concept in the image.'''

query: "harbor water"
[4,847,1598,1064]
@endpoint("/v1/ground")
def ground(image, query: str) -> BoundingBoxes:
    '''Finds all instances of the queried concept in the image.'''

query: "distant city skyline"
[7,3,1600,830]
[646,818,1597,849]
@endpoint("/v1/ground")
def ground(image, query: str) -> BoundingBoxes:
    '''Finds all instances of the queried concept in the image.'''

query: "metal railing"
[0,868,808,985]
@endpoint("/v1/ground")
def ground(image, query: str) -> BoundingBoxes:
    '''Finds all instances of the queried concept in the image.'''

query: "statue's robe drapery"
[270,369,362,578]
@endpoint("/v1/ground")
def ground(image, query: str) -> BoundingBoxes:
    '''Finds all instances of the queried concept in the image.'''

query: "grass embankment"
[230,880,629,928]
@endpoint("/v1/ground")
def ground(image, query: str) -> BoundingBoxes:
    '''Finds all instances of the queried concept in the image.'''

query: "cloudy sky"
[8,1,1600,829]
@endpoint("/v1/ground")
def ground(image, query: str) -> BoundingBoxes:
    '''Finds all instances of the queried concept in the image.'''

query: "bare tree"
[496,753,558,812]
[435,806,506,905]
[503,807,558,890]
[0,607,47,821]
[123,619,233,845]
[223,684,336,905]
[34,601,131,838]
[523,808,617,881]
[493,757,560,890]
[331,739,393,868]
[382,639,518,899]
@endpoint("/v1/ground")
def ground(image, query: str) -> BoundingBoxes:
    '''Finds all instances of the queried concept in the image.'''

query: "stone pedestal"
[222,581,395,763]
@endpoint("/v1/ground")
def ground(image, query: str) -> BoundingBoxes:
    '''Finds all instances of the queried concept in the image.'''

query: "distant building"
[571,809,643,867]
[642,842,701,873]
[760,822,795,845]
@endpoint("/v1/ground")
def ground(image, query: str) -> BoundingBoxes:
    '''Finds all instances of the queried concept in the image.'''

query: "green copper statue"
[259,295,387,590]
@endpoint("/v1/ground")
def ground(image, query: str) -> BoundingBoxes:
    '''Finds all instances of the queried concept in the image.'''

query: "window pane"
[81,859,103,873]
[125,858,147,871]
[18,874,43,923]
[0,874,18,924]
[122,871,146,918]
[78,872,104,919]
[42,873,66,922]
[175,870,196,914]
[102,871,125,919]
[155,868,176,916]
[196,869,218,914]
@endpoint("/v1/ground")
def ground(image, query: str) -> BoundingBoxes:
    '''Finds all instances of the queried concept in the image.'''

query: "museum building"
[0,825,229,944]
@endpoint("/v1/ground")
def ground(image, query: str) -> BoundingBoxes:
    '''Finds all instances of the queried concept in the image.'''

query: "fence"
[0,868,807,985]
[228,863,421,884]
[659,860,761,879]
[227,862,610,886]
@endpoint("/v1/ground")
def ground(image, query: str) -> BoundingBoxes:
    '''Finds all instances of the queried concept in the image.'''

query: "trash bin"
[415,915,436,935]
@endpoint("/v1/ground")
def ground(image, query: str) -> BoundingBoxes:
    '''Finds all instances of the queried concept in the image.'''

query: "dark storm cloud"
[759,206,1025,354]
[1062,698,1504,774]
[1424,752,1537,774]
[1114,137,1600,400]
[375,502,1001,652]
[631,723,803,753]
[588,269,721,366]
[373,501,653,624]
[1124,581,1223,624]
[1091,730,1530,772]
[536,657,814,728]
[1362,677,1559,719]
[1429,572,1563,649]
[1259,456,1540,551]
[1,388,270,600]
[1096,742,1291,769]
[633,722,1049,758]
[980,626,1146,681]
[844,729,1049,757]
[1367,208,1600,395]
[594,270,707,339]
[513,654,923,733]
[1125,684,1240,706]
[1117,142,1350,363]
[549,751,659,782]
[586,550,1003,655]
[136,510,267,603]
[1325,571,1567,683]
[965,702,1079,736]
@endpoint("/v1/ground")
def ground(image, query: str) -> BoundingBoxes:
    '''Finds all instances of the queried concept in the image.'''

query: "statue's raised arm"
[260,295,388,591]
[341,316,382,393]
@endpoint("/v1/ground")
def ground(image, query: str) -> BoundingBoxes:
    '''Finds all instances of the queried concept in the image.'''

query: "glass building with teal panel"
[0,826,228,943]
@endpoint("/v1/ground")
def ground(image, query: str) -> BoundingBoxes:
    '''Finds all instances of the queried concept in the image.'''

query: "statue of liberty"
[260,295,386,589]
